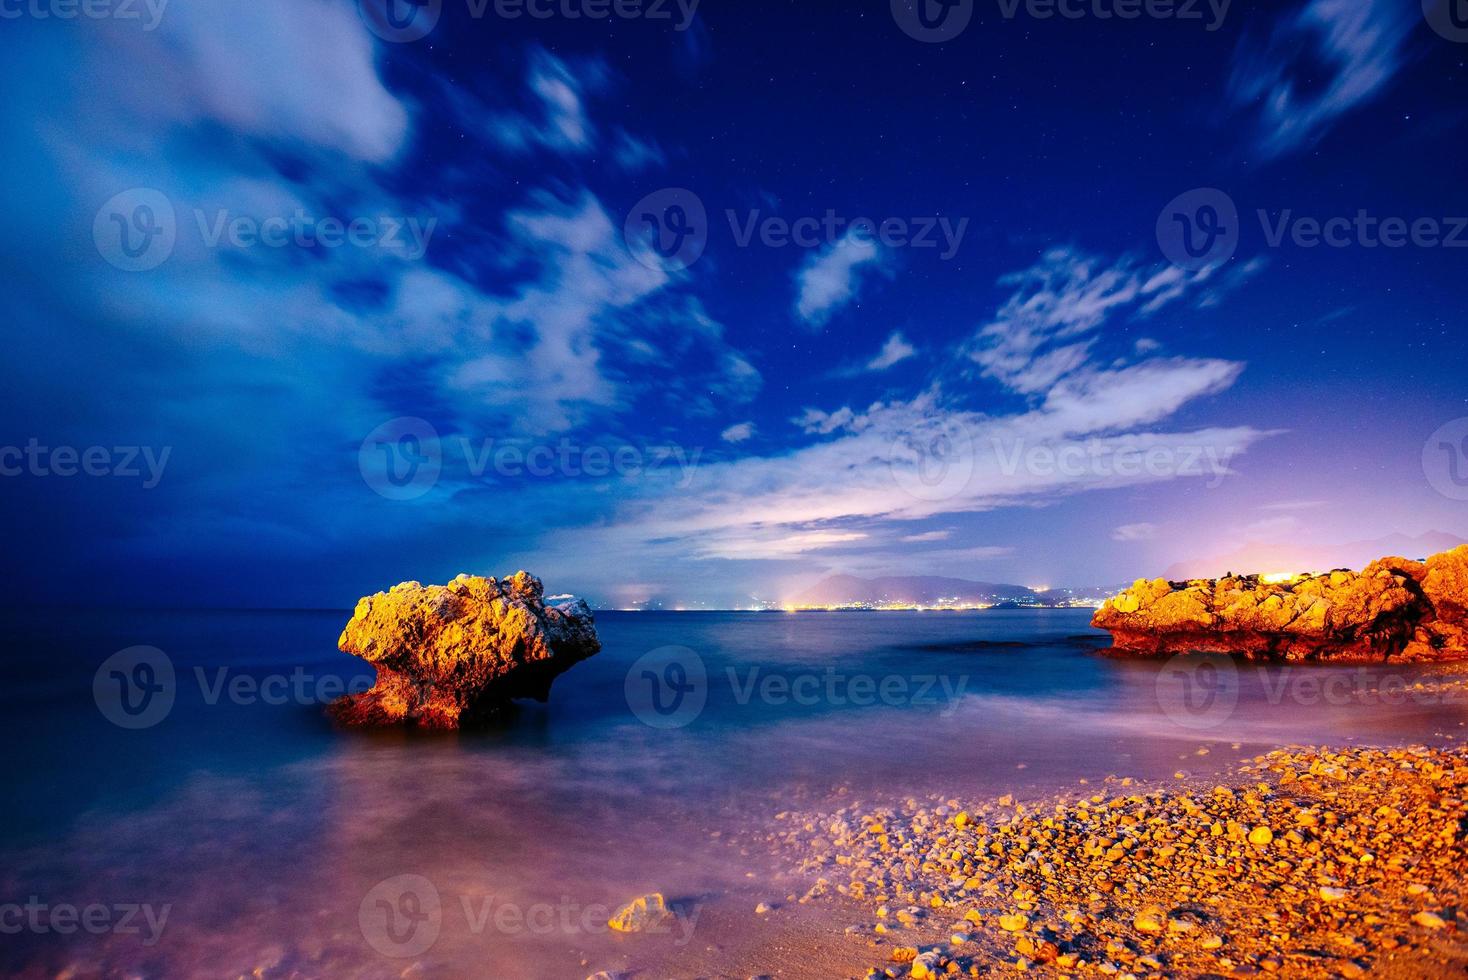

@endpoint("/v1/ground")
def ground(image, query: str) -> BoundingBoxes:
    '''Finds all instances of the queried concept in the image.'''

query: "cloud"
[1238,515,1304,540]
[1259,499,1327,511]
[794,231,888,326]
[694,528,871,560]
[1112,522,1159,542]
[906,545,1014,562]
[122,0,411,163]
[901,529,953,543]
[1227,0,1416,158]
[486,48,602,155]
[867,331,917,371]
[611,130,666,171]
[793,405,869,436]
[967,247,1244,400]
[721,422,755,443]
[0,7,769,600]
[572,249,1271,563]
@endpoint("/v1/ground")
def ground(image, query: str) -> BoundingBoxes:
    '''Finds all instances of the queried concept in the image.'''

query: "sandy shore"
[768,744,1468,978]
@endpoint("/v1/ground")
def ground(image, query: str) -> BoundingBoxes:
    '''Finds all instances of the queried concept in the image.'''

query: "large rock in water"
[1091,546,1468,662]
[329,572,599,728]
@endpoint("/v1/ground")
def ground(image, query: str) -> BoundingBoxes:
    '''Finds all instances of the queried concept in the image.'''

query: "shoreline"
[769,743,1468,978]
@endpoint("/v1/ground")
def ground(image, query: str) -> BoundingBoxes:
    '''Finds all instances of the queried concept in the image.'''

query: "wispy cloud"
[1260,499,1327,511]
[1113,522,1159,542]
[1227,0,1416,158]
[721,422,755,443]
[794,231,889,327]
[963,249,1250,404]
[488,48,603,154]
[868,331,917,371]
[1,7,762,579]
[571,248,1270,564]
[901,529,953,543]
[1237,515,1304,540]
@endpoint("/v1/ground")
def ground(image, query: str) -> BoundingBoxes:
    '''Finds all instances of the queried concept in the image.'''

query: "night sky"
[2,0,1466,609]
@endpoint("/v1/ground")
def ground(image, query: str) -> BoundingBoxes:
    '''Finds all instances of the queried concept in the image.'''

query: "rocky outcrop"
[329,572,600,729]
[1092,546,1468,662]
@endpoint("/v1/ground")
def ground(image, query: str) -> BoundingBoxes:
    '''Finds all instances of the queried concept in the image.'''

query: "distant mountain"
[1163,531,1468,581]
[791,574,1041,608]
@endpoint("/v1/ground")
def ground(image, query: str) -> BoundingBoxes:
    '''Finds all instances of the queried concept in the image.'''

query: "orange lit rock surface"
[329,571,599,728]
[1092,545,1468,662]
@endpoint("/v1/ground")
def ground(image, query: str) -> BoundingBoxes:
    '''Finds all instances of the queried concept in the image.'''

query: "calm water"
[2,608,1464,978]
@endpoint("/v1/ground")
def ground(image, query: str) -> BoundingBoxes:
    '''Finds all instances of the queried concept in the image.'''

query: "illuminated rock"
[329,572,599,728]
[1092,546,1468,662]
[607,893,670,932]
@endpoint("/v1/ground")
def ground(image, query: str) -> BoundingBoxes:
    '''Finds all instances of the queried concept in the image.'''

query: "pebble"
[1412,911,1447,930]
[606,894,669,933]
[1132,908,1165,933]
[998,914,1029,932]
[772,745,1468,979]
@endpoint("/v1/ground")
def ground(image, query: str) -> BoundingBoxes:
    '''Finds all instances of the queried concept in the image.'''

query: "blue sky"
[2,0,1466,608]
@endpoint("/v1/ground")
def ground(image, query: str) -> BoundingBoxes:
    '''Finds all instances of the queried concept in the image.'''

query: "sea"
[2,608,1464,978]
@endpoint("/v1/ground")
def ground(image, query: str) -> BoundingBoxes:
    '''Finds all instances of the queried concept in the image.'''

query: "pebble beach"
[771,745,1468,978]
